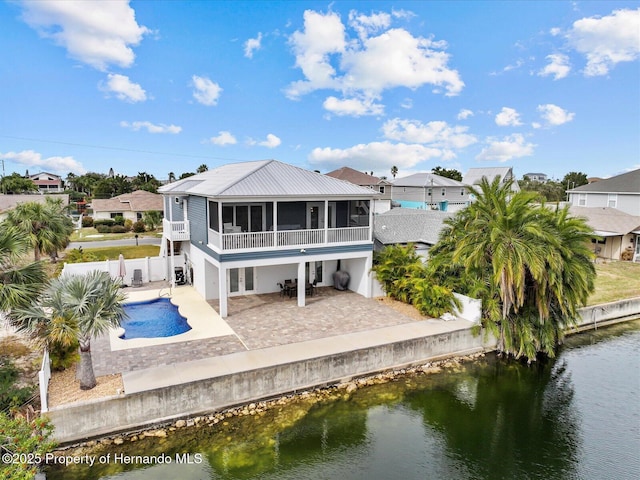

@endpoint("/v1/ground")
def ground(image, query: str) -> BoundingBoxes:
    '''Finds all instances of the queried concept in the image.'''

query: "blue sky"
[0,1,638,182]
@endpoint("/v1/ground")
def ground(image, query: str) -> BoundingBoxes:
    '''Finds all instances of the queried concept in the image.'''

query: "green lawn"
[70,227,162,242]
[74,245,160,260]
[589,261,640,305]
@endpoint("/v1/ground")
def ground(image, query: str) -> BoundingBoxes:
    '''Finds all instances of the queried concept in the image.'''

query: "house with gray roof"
[374,209,452,258]
[159,159,378,317]
[569,206,640,262]
[567,168,640,217]
[463,167,520,192]
[391,172,470,212]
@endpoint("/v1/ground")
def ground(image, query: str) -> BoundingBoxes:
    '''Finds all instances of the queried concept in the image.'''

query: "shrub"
[81,215,94,227]
[49,341,79,372]
[124,219,133,232]
[113,215,125,226]
[0,357,34,411]
[111,225,126,233]
[132,220,146,233]
[0,413,56,480]
[96,225,111,234]
[94,219,115,227]
[410,280,461,318]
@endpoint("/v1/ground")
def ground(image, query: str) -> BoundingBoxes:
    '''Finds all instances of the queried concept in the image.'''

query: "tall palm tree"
[10,271,126,390]
[427,177,595,361]
[5,198,73,261]
[391,165,398,179]
[0,226,47,312]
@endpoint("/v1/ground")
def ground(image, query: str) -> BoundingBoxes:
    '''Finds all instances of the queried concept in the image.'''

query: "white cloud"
[457,109,474,120]
[120,121,181,134]
[566,8,640,76]
[323,96,384,116]
[0,149,86,175]
[244,32,262,58]
[400,98,413,109]
[209,131,237,146]
[348,10,391,39]
[248,134,282,148]
[286,9,464,112]
[102,73,147,102]
[537,104,575,126]
[382,118,477,149]
[476,134,535,162]
[20,0,149,71]
[538,53,571,80]
[192,75,222,106]
[495,107,523,127]
[308,141,444,171]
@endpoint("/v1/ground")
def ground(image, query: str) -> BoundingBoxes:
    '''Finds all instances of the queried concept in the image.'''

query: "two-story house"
[391,172,469,212]
[325,166,392,213]
[567,168,640,217]
[29,172,64,193]
[159,160,378,317]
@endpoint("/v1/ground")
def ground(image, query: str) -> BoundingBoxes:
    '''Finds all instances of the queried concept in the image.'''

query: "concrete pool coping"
[109,286,236,351]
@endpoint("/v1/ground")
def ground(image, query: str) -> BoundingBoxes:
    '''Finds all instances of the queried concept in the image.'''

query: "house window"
[110,213,120,219]
[578,194,586,206]
[379,185,385,194]
[461,188,465,196]
[136,212,143,221]
[427,188,432,196]
[608,194,617,208]
[441,188,446,196]
[208,201,219,232]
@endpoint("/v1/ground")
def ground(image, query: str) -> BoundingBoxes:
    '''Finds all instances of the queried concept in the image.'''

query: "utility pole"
[1,159,5,194]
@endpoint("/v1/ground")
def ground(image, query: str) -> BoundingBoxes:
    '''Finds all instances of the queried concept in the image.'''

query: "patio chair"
[277,282,287,298]
[131,269,143,287]
[306,279,318,296]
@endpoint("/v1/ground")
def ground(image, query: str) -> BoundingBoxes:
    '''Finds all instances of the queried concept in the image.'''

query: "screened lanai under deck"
[207,199,372,251]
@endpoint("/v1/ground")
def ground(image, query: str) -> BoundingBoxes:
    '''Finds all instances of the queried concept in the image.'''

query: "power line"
[0,134,243,162]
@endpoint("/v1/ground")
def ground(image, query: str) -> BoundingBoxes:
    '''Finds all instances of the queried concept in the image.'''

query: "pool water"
[120,297,191,339]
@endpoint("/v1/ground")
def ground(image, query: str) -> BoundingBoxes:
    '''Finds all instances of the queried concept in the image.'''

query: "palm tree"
[5,198,74,261]
[10,271,126,390]
[427,177,595,361]
[391,166,398,179]
[196,164,209,173]
[0,226,47,312]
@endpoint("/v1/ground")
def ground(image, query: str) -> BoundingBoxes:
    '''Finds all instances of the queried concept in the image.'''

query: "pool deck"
[89,284,476,395]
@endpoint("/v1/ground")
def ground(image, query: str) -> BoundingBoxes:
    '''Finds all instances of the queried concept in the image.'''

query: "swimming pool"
[120,297,191,339]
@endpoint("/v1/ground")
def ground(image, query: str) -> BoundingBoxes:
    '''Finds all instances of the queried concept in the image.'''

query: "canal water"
[46,321,640,480]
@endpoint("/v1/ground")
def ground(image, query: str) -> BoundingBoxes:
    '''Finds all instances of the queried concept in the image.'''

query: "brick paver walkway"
[90,286,417,377]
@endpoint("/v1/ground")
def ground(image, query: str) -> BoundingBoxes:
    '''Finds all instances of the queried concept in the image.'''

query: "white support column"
[364,252,373,298]
[273,201,278,246]
[368,199,373,241]
[218,264,228,318]
[297,261,306,307]
[324,200,329,244]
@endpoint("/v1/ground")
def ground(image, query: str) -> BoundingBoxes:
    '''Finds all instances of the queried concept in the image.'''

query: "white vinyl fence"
[59,256,181,285]
[39,349,51,413]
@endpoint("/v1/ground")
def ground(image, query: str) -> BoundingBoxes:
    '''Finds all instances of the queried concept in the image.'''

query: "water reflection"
[45,322,639,480]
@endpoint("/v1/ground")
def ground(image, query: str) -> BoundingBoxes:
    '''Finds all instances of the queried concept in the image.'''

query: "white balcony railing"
[207,226,370,252]
[163,219,190,241]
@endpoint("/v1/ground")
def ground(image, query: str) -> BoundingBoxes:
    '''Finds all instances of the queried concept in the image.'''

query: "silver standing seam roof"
[159,160,378,198]
[391,172,466,188]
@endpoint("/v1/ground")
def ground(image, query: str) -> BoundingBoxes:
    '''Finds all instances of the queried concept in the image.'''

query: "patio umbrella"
[118,254,127,285]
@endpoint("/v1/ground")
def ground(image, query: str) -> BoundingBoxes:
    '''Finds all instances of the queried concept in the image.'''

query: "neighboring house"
[374,209,452,259]
[463,167,520,192]
[523,172,548,182]
[0,194,69,221]
[391,172,470,212]
[29,172,63,193]
[567,169,640,216]
[325,166,392,214]
[159,159,378,317]
[91,190,163,222]
[569,206,640,262]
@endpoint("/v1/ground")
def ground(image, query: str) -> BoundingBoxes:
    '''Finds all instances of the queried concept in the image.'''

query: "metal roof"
[158,160,378,198]
[391,172,466,188]
[462,167,520,191]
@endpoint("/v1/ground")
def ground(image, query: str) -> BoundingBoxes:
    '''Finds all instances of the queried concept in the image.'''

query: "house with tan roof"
[91,190,163,222]
[0,194,69,221]
[325,166,392,213]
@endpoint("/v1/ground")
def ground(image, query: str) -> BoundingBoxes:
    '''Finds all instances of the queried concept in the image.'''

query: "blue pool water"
[120,297,191,339]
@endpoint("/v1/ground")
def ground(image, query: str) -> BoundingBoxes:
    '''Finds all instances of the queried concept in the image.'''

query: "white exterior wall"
[60,256,170,284]
[373,199,392,214]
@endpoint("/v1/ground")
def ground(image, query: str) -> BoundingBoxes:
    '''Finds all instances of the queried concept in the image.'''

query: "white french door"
[228,267,255,296]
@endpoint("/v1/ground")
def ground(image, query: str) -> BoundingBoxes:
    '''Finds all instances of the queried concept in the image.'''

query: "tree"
[72,172,105,196]
[197,164,209,173]
[390,166,398,179]
[93,175,132,199]
[427,177,595,362]
[179,172,196,179]
[431,166,462,181]
[142,210,162,230]
[10,271,126,390]
[168,171,176,183]
[0,173,38,194]
[5,198,74,262]
[562,172,588,189]
[0,226,47,312]
[131,172,161,193]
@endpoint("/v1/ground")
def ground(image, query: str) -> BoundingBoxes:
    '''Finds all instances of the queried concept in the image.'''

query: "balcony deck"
[163,219,190,241]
